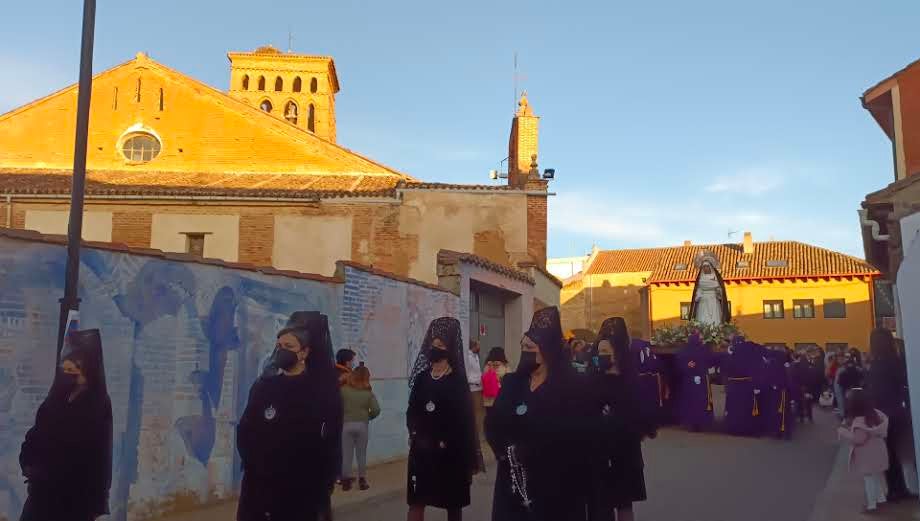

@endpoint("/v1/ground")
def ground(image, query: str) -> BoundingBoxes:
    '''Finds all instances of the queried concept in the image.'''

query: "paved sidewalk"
[156,446,494,521]
[808,442,920,521]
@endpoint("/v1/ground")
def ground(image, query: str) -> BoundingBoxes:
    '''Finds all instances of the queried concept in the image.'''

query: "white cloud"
[705,168,785,196]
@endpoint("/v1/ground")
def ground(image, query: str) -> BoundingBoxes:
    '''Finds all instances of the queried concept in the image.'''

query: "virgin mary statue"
[689,251,730,326]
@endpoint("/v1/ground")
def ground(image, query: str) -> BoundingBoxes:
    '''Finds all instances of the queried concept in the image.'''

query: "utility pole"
[57,0,97,362]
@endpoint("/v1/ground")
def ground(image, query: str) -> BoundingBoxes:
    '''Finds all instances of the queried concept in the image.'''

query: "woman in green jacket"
[340,365,381,491]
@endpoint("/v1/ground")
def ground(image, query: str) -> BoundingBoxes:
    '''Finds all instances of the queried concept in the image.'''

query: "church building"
[0,46,560,352]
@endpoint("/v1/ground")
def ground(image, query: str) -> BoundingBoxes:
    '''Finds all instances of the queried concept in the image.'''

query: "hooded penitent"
[406,317,479,510]
[721,335,766,436]
[674,332,717,431]
[19,328,113,521]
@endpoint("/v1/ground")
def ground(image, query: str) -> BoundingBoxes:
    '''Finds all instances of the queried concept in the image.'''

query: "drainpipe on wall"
[4,195,10,228]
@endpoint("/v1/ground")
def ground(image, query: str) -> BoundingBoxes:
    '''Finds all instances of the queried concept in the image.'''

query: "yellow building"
[559,233,881,351]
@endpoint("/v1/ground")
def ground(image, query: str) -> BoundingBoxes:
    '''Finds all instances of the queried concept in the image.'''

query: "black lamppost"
[56,0,97,361]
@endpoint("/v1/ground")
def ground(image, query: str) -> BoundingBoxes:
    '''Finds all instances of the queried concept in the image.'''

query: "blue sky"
[1,0,917,259]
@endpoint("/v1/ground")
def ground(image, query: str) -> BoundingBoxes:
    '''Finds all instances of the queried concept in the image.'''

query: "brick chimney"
[743,232,754,254]
[683,240,692,247]
[508,91,539,188]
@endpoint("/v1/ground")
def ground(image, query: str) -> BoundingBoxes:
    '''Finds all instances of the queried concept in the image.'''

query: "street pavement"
[337,409,840,521]
[157,394,919,521]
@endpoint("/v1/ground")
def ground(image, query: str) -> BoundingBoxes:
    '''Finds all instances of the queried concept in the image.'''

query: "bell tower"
[227,45,339,142]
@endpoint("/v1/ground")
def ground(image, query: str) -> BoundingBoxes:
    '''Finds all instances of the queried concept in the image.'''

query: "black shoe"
[342,478,353,491]
[359,478,370,491]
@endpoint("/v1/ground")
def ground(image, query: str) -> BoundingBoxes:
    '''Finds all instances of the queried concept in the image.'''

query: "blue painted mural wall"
[0,236,458,521]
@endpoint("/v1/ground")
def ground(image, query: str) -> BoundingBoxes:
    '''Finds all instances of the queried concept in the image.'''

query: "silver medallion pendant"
[425,400,436,413]
[516,403,528,416]
[264,405,277,421]
[602,404,612,416]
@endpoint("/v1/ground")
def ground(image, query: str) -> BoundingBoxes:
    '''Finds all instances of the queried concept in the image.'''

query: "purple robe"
[674,335,717,431]
[759,350,794,439]
[721,341,766,436]
[632,339,665,428]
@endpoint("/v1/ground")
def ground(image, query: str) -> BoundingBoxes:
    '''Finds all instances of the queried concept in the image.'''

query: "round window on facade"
[121,133,161,162]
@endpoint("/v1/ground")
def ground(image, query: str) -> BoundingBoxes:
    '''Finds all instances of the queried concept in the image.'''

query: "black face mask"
[429,348,449,363]
[59,372,80,390]
[597,355,614,372]
[274,349,300,371]
[518,351,540,375]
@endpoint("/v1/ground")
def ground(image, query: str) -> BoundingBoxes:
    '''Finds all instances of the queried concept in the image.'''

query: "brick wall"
[527,193,548,264]
[238,214,274,265]
[111,211,152,247]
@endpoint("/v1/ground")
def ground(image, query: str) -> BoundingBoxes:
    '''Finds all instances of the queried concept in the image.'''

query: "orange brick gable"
[0,53,413,184]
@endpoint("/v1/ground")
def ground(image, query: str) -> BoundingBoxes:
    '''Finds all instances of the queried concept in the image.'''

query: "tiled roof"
[399,182,522,192]
[517,260,564,287]
[437,250,535,285]
[585,242,879,282]
[0,170,404,199]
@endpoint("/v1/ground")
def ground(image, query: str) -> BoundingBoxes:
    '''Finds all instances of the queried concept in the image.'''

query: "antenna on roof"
[513,52,518,113]
[513,52,527,113]
[727,230,739,240]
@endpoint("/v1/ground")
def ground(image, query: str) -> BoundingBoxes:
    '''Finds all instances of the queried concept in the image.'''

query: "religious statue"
[689,251,730,326]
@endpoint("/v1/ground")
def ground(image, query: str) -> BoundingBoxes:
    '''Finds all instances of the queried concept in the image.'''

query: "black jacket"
[20,390,113,521]
[236,372,342,521]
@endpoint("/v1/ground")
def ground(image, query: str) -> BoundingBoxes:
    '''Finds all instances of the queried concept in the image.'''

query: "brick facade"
[238,213,274,265]
[112,211,152,247]
[527,192,548,265]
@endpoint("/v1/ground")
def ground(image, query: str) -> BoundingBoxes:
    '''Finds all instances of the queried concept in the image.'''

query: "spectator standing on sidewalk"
[466,340,487,473]
[837,350,864,397]
[336,348,357,387]
[482,347,509,413]
[19,329,113,521]
[340,365,381,492]
[865,328,913,501]
[837,388,890,513]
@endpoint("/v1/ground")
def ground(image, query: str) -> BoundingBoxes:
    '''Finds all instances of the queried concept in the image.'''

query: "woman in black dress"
[486,306,583,521]
[19,328,113,521]
[237,325,342,521]
[285,311,342,521]
[406,317,478,521]
[864,327,911,500]
[586,317,653,521]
